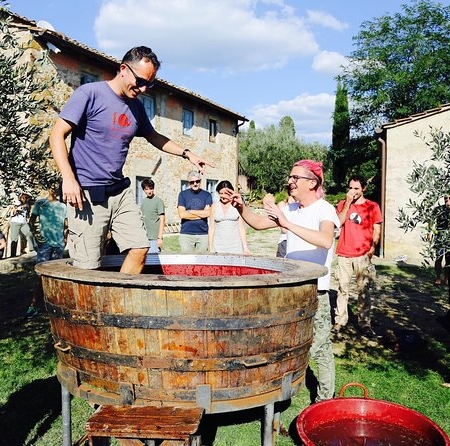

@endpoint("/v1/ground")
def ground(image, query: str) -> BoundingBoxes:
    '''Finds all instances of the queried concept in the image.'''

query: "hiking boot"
[331,323,343,334]
[25,306,38,319]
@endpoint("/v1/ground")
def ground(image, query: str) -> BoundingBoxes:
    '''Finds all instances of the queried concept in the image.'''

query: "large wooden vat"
[36,254,326,414]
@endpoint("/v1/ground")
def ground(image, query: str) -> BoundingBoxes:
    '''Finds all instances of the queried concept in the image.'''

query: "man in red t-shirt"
[333,175,382,338]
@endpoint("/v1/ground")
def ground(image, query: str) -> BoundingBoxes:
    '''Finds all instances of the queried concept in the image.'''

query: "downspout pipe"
[235,118,247,189]
[375,127,387,258]
[235,119,247,136]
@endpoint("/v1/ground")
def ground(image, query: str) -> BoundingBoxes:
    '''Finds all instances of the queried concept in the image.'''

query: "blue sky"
[10,0,412,145]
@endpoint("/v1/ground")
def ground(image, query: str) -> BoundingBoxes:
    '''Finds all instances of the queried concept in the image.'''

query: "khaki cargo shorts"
[67,187,149,269]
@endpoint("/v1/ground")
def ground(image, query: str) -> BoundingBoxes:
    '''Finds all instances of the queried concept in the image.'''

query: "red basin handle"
[338,382,369,399]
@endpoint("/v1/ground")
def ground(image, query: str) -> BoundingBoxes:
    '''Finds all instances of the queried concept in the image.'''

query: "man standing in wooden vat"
[50,46,212,273]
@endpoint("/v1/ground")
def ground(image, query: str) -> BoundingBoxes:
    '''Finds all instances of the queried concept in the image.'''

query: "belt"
[86,177,131,204]
[317,290,328,295]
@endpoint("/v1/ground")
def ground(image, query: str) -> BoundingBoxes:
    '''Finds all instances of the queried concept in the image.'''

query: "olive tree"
[397,128,450,264]
[239,118,328,195]
[0,5,59,198]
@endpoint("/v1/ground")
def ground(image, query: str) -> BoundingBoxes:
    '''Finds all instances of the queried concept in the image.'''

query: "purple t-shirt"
[59,81,154,186]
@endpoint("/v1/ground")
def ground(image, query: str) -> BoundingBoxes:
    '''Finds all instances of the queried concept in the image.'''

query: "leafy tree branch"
[397,127,450,264]
[0,4,60,198]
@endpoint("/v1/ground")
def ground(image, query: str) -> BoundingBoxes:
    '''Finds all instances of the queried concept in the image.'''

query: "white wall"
[384,110,450,262]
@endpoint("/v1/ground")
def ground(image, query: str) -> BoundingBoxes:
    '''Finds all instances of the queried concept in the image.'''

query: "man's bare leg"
[120,247,149,274]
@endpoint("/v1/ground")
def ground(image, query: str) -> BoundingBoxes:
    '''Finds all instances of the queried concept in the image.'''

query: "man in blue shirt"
[177,171,212,252]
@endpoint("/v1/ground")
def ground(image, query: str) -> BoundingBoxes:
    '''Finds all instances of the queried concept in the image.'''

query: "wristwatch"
[181,148,191,159]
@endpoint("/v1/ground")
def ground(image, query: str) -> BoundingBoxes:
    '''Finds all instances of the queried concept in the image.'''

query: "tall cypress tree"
[329,80,350,191]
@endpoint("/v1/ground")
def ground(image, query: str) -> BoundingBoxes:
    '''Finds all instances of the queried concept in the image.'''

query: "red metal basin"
[296,383,449,446]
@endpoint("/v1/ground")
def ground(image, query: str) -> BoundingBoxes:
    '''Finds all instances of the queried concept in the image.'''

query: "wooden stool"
[85,405,203,446]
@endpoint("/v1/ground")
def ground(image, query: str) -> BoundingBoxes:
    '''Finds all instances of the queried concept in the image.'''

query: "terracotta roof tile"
[9,10,247,121]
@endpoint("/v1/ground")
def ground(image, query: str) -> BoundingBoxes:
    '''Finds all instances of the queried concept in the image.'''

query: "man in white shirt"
[225,159,340,402]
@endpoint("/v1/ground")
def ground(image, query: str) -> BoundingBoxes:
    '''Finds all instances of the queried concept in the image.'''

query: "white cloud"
[306,10,348,31]
[248,92,335,144]
[312,50,347,76]
[95,0,319,73]
[92,0,342,145]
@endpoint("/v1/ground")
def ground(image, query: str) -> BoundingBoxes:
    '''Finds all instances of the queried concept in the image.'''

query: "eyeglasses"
[189,180,201,185]
[124,63,155,89]
[287,175,315,183]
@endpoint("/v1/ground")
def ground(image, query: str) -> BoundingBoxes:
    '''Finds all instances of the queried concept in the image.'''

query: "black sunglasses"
[189,180,201,185]
[287,175,315,183]
[124,63,155,89]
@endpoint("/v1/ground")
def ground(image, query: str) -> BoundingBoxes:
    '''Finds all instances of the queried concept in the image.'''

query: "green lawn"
[1,232,449,445]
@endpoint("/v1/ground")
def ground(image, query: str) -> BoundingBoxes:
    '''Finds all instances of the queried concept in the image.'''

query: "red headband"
[293,159,324,198]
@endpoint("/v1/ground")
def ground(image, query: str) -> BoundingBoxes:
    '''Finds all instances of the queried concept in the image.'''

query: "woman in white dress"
[209,180,251,255]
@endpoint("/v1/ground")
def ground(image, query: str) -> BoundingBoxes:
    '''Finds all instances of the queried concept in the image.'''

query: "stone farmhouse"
[8,12,248,227]
[376,104,450,262]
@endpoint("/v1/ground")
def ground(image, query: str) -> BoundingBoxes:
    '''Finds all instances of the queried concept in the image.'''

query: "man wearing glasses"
[50,46,213,273]
[177,171,212,253]
[226,160,340,403]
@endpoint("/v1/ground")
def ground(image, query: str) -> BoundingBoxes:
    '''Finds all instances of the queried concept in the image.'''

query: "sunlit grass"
[1,231,449,445]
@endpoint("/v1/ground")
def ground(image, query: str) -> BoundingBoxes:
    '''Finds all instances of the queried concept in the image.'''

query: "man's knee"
[129,247,149,259]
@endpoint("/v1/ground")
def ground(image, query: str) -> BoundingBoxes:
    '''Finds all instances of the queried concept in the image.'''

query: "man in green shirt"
[140,178,165,253]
